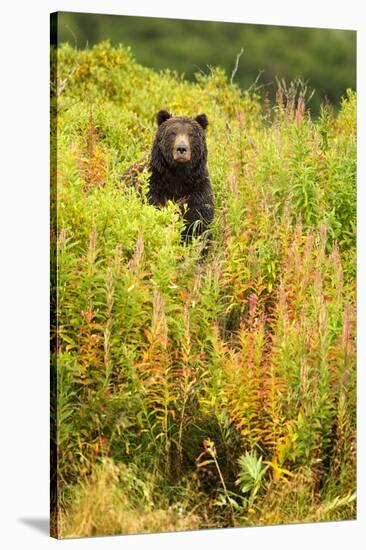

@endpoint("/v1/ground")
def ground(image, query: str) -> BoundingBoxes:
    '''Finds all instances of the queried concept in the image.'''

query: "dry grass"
[57,460,200,538]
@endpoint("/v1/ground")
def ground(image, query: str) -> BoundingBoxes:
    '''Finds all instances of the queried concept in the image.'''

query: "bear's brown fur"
[121,110,214,245]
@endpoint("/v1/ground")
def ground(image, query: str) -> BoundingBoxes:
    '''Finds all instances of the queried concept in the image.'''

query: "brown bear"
[121,110,214,246]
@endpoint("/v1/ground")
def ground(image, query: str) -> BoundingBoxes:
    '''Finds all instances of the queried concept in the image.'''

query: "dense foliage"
[53,13,356,114]
[50,42,356,538]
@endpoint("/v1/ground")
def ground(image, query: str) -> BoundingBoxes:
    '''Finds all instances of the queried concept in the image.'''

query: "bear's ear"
[156,110,172,126]
[195,113,209,130]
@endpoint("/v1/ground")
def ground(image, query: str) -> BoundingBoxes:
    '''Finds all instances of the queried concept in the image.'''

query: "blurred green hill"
[53,12,356,115]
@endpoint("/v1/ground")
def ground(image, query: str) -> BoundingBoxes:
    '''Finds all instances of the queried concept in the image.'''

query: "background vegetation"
[50,41,356,538]
[52,12,356,114]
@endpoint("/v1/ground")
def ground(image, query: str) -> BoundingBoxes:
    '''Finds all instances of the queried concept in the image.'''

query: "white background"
[0,1,364,548]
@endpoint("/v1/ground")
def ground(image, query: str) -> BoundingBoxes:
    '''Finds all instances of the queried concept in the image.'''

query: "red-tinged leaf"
[197,460,214,468]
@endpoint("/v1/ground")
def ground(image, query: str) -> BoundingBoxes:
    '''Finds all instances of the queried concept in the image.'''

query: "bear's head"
[151,110,209,170]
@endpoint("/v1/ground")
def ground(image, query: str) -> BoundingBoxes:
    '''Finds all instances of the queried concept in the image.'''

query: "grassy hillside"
[50,42,356,538]
[54,12,356,114]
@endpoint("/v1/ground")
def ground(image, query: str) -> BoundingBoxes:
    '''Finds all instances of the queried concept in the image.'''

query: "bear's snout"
[173,134,191,162]
[176,143,187,154]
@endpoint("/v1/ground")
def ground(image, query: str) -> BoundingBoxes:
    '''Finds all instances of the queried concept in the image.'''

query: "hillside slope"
[51,43,356,538]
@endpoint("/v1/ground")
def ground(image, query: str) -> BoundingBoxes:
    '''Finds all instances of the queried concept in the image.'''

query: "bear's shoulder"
[120,154,150,189]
